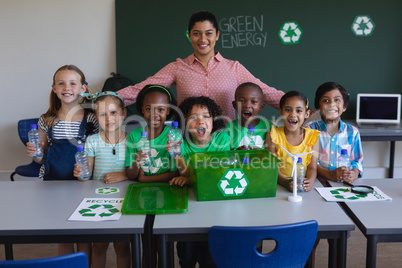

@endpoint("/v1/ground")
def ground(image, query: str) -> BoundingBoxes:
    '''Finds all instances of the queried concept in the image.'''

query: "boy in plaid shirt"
[307,82,363,182]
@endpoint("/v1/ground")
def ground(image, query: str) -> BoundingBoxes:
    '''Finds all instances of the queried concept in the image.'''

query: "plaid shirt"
[307,119,363,177]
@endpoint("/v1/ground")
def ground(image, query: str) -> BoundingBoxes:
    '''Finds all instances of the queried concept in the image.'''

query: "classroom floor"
[2,174,402,267]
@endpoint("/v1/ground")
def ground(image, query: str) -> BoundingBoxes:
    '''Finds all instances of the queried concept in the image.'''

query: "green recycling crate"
[188,149,280,201]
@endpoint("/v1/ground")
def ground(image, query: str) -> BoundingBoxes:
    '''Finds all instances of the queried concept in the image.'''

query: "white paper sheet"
[315,186,392,202]
[68,198,123,221]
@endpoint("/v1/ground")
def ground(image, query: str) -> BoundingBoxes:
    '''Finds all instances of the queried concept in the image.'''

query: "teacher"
[117,10,284,120]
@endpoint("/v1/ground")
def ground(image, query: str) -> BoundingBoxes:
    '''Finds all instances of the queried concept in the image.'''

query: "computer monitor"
[356,93,401,124]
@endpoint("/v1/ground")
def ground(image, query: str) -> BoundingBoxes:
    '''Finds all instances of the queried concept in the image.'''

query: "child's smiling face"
[186,104,213,145]
[280,96,309,131]
[232,85,265,126]
[142,92,170,131]
[95,96,126,133]
[318,89,346,122]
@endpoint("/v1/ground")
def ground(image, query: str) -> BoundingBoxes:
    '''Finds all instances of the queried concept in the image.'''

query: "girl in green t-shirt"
[126,85,180,183]
[169,96,230,187]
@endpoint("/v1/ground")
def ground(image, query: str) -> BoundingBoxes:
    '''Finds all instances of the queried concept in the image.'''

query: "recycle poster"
[315,187,392,202]
[69,198,124,221]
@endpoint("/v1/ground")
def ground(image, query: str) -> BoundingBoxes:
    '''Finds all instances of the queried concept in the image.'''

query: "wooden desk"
[153,180,355,268]
[0,180,145,268]
[328,178,402,268]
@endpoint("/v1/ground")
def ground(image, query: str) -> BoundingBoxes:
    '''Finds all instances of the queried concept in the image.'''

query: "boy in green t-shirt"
[226,82,273,150]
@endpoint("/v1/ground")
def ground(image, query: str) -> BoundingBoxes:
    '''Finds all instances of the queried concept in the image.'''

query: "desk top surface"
[329,178,402,235]
[153,180,355,234]
[343,120,402,140]
[0,180,145,236]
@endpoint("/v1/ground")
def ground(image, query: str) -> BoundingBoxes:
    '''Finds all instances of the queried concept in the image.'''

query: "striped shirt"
[307,119,363,176]
[38,113,99,142]
[85,133,127,180]
[117,52,284,120]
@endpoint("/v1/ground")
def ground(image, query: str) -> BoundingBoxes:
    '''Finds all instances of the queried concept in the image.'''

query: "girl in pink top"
[117,10,284,121]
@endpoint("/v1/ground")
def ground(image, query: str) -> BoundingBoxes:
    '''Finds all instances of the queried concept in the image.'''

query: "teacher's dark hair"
[188,10,219,33]
[314,82,349,109]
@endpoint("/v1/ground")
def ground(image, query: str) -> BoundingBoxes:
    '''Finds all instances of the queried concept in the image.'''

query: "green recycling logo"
[96,187,119,195]
[330,188,368,200]
[79,204,120,217]
[352,15,375,36]
[279,21,302,44]
[218,169,249,196]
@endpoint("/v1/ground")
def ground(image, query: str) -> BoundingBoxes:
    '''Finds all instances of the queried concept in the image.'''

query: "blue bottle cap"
[248,126,255,132]
[242,157,249,164]
[172,121,179,127]
[30,124,38,129]
[341,149,348,155]
[141,131,148,137]
[77,145,84,152]
[297,157,302,163]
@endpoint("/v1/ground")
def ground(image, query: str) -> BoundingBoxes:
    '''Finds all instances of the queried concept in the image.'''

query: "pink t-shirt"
[117,52,284,120]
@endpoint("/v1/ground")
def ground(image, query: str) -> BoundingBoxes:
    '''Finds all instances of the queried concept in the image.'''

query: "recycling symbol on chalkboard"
[330,188,368,200]
[351,15,375,37]
[218,169,249,197]
[79,204,120,217]
[278,21,302,44]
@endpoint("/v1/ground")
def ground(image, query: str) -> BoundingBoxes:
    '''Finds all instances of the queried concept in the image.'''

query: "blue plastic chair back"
[18,118,39,145]
[208,220,318,268]
[10,118,41,181]
[0,252,88,267]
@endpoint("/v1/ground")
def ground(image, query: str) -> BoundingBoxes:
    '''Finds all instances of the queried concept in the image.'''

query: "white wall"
[0,0,400,178]
[0,0,115,170]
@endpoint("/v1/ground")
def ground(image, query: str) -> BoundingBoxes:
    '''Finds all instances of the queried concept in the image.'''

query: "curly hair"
[177,96,225,137]
[135,84,178,120]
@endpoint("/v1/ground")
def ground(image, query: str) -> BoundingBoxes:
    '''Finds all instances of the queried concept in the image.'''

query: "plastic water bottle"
[296,157,305,192]
[220,156,237,165]
[75,145,91,180]
[168,121,182,156]
[28,124,43,158]
[246,126,256,148]
[138,131,151,166]
[338,149,351,170]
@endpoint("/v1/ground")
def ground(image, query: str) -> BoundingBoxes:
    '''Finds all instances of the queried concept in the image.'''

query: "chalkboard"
[116,0,402,119]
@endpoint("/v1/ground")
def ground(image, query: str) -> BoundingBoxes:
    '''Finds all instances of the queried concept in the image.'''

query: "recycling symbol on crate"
[330,188,368,200]
[218,169,249,197]
[351,15,375,36]
[96,187,119,195]
[79,204,120,217]
[278,21,302,44]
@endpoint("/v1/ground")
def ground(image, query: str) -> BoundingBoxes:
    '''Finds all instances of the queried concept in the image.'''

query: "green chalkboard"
[116,0,402,119]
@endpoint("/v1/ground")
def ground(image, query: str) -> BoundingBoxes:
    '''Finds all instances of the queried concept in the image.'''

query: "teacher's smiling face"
[188,21,220,60]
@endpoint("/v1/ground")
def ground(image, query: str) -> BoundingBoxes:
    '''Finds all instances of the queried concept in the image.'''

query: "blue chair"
[0,252,88,267]
[208,220,318,268]
[10,118,42,181]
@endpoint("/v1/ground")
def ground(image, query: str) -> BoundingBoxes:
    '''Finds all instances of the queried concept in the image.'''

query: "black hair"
[136,84,178,119]
[314,82,349,109]
[188,10,219,33]
[279,91,309,110]
[177,96,225,135]
[235,82,263,97]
